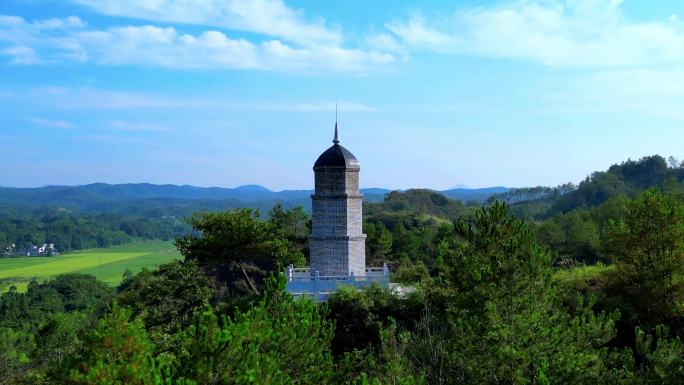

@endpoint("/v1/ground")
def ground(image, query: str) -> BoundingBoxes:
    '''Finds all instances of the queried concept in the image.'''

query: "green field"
[0,240,181,292]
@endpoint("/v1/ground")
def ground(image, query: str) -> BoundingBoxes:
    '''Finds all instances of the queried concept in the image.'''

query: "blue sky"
[2,0,684,190]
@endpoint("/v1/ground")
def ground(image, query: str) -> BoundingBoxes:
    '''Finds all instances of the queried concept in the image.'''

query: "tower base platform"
[285,264,390,302]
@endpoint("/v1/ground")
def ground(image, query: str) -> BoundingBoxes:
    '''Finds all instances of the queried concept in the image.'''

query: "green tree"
[393,259,428,284]
[267,203,309,267]
[0,274,114,383]
[592,195,629,227]
[337,320,426,385]
[326,285,425,357]
[176,274,334,385]
[116,260,214,355]
[268,203,310,241]
[564,212,600,262]
[33,312,89,372]
[0,327,32,385]
[174,209,290,294]
[536,220,565,257]
[435,203,617,384]
[35,274,113,313]
[55,303,169,385]
[603,188,684,328]
[633,326,684,384]
[364,222,393,263]
[0,286,32,329]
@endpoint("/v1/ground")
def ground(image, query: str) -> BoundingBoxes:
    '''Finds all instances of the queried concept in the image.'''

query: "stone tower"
[310,123,366,276]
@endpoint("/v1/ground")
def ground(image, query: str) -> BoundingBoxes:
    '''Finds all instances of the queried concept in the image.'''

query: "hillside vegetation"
[4,186,684,383]
[0,183,506,213]
[0,184,505,255]
[0,207,186,253]
[4,155,684,384]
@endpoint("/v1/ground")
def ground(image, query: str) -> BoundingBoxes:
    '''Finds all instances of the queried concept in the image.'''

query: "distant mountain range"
[0,183,510,212]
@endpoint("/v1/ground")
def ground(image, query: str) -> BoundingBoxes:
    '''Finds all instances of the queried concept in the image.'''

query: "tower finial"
[333,103,340,144]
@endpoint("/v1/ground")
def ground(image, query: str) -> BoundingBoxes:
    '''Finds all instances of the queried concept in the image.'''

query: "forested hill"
[0,184,501,253]
[549,155,683,214]
[0,183,313,211]
[358,155,684,268]
[3,155,678,256]
[7,156,684,384]
[363,155,684,223]
[366,189,471,224]
[0,183,508,212]
[488,155,684,219]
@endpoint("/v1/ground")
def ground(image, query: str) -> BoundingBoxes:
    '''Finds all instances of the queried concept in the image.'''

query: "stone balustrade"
[285,263,390,302]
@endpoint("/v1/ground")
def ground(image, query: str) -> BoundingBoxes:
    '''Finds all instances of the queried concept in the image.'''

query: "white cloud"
[0,15,392,72]
[108,121,172,132]
[543,68,684,121]
[386,0,684,67]
[71,0,340,46]
[27,86,378,112]
[27,116,75,129]
[248,100,377,112]
[1,15,87,64]
[2,45,38,64]
[366,33,406,55]
[31,86,191,109]
[74,26,263,69]
[386,16,461,54]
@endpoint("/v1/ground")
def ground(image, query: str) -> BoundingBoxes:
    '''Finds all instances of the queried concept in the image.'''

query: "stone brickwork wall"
[310,167,366,276]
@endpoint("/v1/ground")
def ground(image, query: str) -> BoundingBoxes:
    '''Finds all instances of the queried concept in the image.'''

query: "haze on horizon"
[2,0,684,191]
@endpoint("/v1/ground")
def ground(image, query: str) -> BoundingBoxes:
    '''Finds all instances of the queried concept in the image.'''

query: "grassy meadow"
[0,240,181,292]
[552,264,613,284]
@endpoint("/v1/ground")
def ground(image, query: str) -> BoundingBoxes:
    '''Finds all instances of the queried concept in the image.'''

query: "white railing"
[285,263,390,302]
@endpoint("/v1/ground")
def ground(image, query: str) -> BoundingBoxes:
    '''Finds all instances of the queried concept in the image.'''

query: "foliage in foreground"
[429,203,620,384]
[0,274,113,384]
[603,188,684,330]
[174,208,304,295]
[49,273,422,385]
[5,193,684,384]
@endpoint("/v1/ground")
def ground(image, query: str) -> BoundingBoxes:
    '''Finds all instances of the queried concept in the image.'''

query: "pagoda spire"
[333,123,339,144]
[333,103,340,144]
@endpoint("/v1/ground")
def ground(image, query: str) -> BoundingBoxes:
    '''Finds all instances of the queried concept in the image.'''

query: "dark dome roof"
[314,144,360,170]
